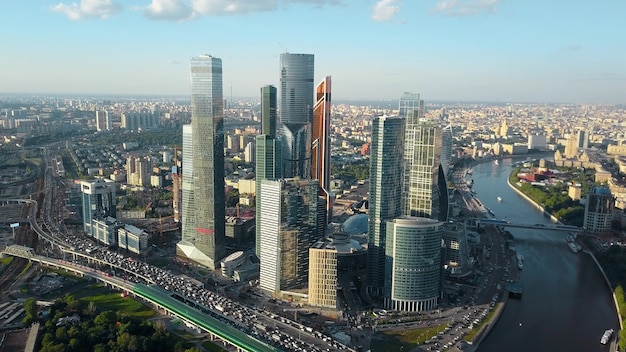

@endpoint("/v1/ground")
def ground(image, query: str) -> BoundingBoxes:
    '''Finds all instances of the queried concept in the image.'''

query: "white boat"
[568,242,582,253]
[497,196,502,202]
[601,328,614,344]
[494,160,499,165]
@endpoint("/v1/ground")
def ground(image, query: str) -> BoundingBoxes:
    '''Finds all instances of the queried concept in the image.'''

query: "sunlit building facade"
[312,76,332,224]
[584,186,614,233]
[279,53,314,178]
[80,178,116,239]
[400,92,448,222]
[258,178,321,295]
[384,217,443,312]
[367,116,406,294]
[177,55,226,270]
[255,85,282,256]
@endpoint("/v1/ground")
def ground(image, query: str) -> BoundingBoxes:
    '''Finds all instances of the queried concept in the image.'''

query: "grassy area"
[17,261,33,278]
[80,293,156,318]
[464,303,500,342]
[0,256,14,266]
[202,341,228,352]
[371,324,448,351]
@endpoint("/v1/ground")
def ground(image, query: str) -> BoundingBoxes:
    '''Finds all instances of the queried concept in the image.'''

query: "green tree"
[23,297,38,324]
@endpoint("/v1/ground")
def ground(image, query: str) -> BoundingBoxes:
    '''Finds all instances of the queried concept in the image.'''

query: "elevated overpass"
[1,245,283,352]
[475,219,584,233]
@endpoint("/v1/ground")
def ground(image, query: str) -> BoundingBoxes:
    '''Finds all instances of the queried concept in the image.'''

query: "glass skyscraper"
[384,217,443,312]
[177,55,226,270]
[367,115,406,294]
[279,53,314,178]
[258,178,321,295]
[400,92,448,222]
[311,76,332,224]
[80,178,116,238]
[255,85,282,256]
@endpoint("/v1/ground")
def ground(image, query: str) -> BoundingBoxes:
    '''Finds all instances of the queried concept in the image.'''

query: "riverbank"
[506,167,623,351]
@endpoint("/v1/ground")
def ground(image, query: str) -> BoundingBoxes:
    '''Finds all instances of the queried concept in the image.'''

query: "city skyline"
[2,1,625,104]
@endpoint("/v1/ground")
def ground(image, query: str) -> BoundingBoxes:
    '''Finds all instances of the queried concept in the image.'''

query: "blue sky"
[1,0,624,103]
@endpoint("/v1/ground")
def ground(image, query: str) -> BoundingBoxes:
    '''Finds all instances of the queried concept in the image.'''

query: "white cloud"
[371,0,401,22]
[145,0,193,20]
[191,0,277,16]
[51,0,123,20]
[433,0,501,16]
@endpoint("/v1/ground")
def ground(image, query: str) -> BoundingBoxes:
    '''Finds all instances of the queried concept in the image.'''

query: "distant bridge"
[475,219,584,233]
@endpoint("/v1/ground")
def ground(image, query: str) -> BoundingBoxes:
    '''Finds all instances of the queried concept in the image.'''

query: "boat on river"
[497,196,502,202]
[601,328,613,344]
[568,241,582,253]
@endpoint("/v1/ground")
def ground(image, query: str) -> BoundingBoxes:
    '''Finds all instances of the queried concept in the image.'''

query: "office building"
[584,186,614,233]
[80,178,116,239]
[564,134,579,159]
[255,85,282,256]
[258,178,321,295]
[279,53,314,178]
[121,112,159,131]
[95,110,111,131]
[440,124,453,177]
[577,130,589,149]
[126,155,152,187]
[308,240,338,309]
[177,55,226,270]
[367,116,406,294]
[118,224,150,254]
[400,93,448,222]
[384,217,443,312]
[312,76,332,223]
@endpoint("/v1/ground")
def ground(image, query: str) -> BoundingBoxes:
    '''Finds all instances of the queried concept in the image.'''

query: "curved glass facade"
[384,217,443,312]
[279,53,314,178]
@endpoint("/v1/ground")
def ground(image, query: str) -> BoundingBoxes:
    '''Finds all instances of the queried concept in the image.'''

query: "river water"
[471,158,619,352]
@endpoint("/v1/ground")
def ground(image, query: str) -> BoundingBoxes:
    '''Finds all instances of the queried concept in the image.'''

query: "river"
[470,157,619,352]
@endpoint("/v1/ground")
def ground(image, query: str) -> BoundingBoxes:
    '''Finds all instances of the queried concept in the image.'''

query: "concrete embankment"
[506,168,623,351]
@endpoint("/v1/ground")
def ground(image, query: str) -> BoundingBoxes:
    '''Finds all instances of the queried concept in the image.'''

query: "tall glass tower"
[258,178,321,294]
[400,92,448,222]
[367,116,406,295]
[384,217,443,312]
[255,85,282,256]
[311,76,332,224]
[177,55,226,270]
[279,53,314,178]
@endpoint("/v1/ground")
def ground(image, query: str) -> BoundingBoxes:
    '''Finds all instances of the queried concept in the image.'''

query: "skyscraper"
[255,85,282,256]
[384,217,443,312]
[80,178,116,237]
[311,76,332,223]
[584,186,614,233]
[258,178,321,295]
[279,53,314,178]
[577,129,589,149]
[95,110,111,131]
[177,55,226,270]
[367,116,406,294]
[400,92,448,222]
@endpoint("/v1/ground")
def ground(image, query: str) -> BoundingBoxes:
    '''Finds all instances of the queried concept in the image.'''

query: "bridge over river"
[474,218,584,233]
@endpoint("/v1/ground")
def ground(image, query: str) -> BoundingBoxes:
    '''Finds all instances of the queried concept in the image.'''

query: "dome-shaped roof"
[342,214,369,235]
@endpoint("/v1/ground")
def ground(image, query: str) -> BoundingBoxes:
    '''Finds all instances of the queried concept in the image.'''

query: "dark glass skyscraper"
[177,55,226,270]
[279,53,314,178]
[255,85,282,256]
[367,116,406,294]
